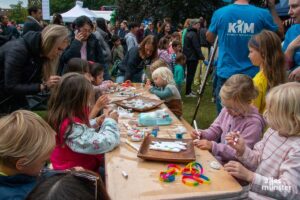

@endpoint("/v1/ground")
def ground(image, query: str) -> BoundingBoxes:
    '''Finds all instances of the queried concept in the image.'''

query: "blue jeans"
[215,75,227,114]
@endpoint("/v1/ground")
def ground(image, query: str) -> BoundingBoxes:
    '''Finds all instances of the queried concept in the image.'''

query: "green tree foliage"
[28,0,41,7]
[9,1,27,24]
[115,0,268,23]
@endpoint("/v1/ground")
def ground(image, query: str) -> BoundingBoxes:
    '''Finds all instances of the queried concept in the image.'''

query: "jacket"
[183,27,204,61]
[23,16,43,35]
[59,34,105,74]
[0,31,44,113]
[51,117,120,172]
[0,174,37,200]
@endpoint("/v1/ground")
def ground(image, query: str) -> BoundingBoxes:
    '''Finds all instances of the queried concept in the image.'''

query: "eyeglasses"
[41,169,101,199]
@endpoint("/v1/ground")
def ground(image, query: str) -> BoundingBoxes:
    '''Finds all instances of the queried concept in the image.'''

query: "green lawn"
[181,80,216,129]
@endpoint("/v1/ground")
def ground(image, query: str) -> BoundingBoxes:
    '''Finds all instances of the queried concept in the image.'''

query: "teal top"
[174,64,185,86]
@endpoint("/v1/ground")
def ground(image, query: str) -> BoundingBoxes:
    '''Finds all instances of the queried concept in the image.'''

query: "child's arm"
[249,149,300,199]
[211,119,263,162]
[149,86,173,100]
[65,118,120,154]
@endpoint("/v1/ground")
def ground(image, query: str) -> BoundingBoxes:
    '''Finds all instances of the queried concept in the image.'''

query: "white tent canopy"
[61,1,97,23]
[91,10,113,21]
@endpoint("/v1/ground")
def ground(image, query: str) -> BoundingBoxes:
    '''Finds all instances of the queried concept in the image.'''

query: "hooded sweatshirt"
[200,106,265,164]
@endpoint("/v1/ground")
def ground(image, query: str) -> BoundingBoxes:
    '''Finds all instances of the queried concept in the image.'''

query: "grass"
[181,79,216,129]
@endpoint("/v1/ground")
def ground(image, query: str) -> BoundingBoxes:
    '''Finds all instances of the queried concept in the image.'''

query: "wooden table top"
[105,84,242,200]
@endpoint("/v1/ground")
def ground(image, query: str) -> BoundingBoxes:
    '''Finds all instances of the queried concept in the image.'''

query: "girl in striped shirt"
[225,82,300,200]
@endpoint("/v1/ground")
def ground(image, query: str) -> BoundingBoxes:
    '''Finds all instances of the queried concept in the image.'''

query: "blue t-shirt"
[208,4,278,78]
[282,24,300,69]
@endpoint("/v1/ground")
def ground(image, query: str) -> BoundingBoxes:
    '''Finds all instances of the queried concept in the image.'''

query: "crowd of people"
[0,0,300,199]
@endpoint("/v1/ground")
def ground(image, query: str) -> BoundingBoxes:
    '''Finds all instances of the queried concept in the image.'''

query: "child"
[192,74,264,164]
[157,37,172,68]
[26,170,110,200]
[174,53,186,92]
[65,58,94,82]
[225,82,300,199]
[111,34,124,64]
[148,67,182,118]
[48,73,120,173]
[249,30,286,114]
[149,59,168,75]
[0,110,56,199]
[170,40,182,72]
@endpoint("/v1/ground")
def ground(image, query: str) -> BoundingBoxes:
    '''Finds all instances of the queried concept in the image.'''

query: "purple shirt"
[201,106,265,163]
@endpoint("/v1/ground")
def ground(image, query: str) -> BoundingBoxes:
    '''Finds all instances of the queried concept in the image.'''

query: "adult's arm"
[124,48,141,81]
[191,32,204,60]
[268,0,284,39]
[60,39,82,64]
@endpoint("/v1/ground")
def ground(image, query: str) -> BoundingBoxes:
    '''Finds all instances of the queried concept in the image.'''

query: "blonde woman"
[225,82,300,199]
[0,110,56,199]
[0,25,69,113]
[148,67,182,118]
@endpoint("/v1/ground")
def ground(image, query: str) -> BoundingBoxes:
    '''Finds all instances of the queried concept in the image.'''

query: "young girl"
[65,58,94,82]
[0,110,56,199]
[148,67,182,118]
[225,82,300,199]
[158,37,172,68]
[248,30,286,114]
[192,74,265,164]
[174,53,186,92]
[48,73,120,173]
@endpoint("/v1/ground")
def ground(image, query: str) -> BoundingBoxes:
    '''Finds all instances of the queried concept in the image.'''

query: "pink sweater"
[238,128,300,199]
[201,107,265,164]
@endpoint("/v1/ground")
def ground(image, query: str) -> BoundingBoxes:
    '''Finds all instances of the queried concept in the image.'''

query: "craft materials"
[150,141,187,152]
[193,120,200,139]
[159,162,211,186]
[122,171,128,179]
[209,161,221,170]
[125,139,140,152]
[233,137,239,145]
[175,126,186,139]
[138,109,172,126]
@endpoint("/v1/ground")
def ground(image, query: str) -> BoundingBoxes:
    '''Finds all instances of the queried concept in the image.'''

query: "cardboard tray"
[137,135,196,163]
[114,96,164,112]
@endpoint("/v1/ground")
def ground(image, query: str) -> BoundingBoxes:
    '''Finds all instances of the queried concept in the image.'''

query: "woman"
[116,35,158,83]
[157,22,171,42]
[0,25,69,113]
[60,16,108,79]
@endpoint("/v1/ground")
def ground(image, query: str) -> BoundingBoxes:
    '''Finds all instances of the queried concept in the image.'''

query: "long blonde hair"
[0,110,56,168]
[41,25,69,80]
[264,82,300,136]
[248,30,286,89]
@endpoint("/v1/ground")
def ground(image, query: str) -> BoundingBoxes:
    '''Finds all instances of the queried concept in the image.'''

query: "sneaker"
[185,93,197,98]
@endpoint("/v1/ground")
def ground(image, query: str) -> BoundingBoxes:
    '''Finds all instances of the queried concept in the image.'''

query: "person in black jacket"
[183,18,204,97]
[23,6,43,35]
[0,25,69,114]
[59,16,109,80]
[116,35,158,83]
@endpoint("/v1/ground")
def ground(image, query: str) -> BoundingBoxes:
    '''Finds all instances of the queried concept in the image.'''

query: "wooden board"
[114,96,164,112]
[137,135,196,163]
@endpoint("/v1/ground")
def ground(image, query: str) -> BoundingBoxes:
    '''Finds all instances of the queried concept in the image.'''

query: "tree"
[28,0,42,7]
[9,1,27,24]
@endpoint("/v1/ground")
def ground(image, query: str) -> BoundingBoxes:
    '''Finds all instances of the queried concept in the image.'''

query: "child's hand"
[95,95,109,110]
[225,131,245,156]
[224,161,254,182]
[145,79,152,89]
[191,130,202,139]
[96,114,105,126]
[108,110,119,122]
[193,139,212,151]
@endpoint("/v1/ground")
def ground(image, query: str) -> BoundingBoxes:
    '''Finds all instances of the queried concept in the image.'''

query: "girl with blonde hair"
[225,82,300,199]
[0,110,56,199]
[248,30,286,114]
[191,74,265,164]
[0,24,69,113]
[148,67,182,118]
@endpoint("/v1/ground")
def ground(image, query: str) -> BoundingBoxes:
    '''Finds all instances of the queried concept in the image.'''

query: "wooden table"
[105,84,242,200]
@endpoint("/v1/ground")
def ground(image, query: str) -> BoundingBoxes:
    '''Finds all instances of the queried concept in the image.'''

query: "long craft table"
[105,84,242,200]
